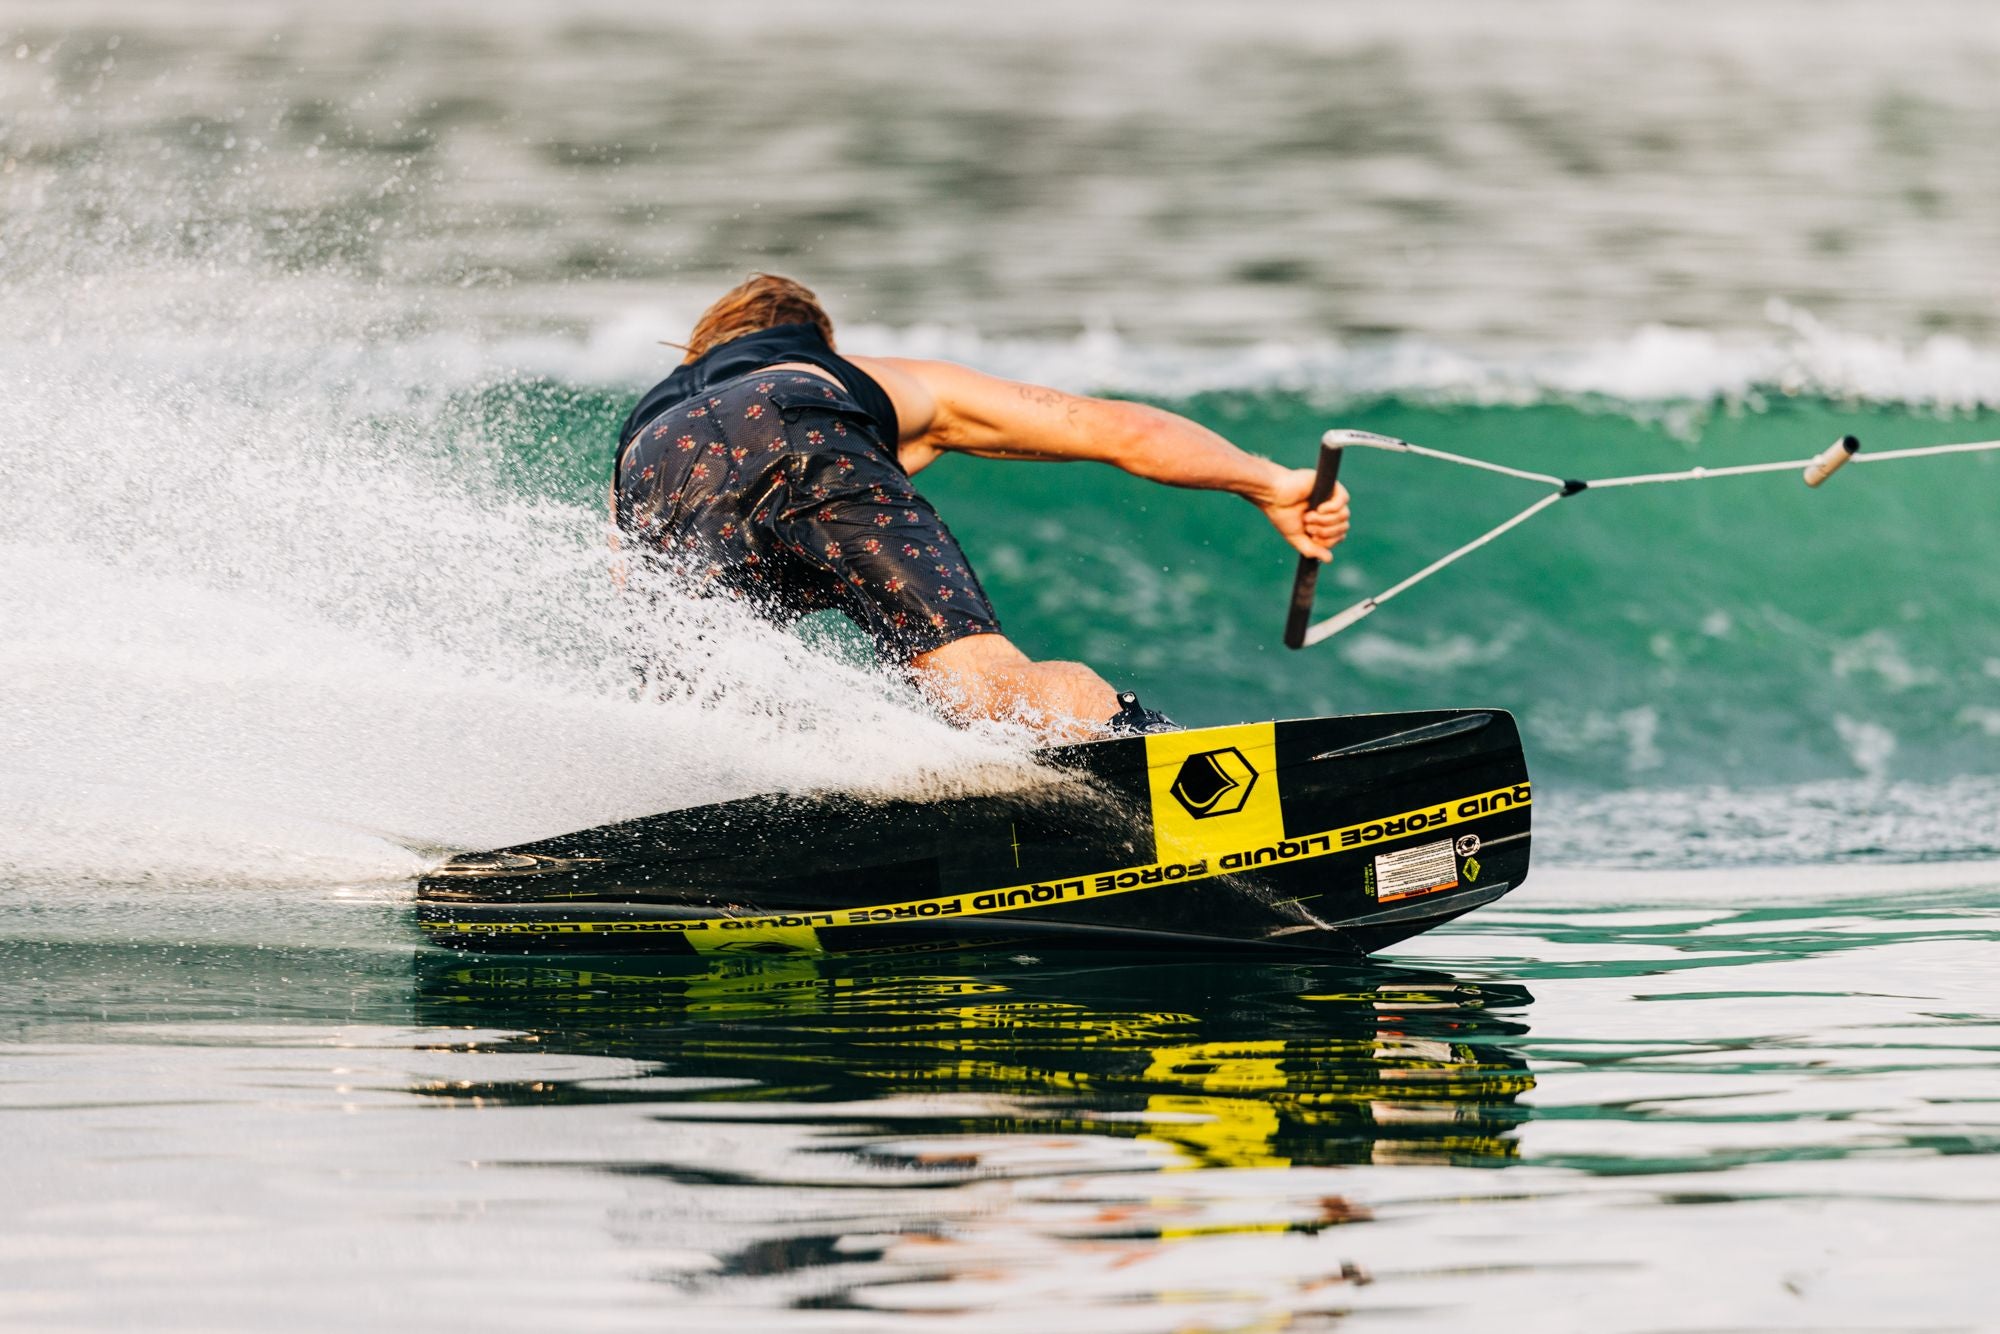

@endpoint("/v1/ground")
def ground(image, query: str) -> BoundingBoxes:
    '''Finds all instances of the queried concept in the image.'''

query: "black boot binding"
[1105,690,1181,736]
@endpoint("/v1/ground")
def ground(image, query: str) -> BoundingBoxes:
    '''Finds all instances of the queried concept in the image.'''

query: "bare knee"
[909,635,1118,738]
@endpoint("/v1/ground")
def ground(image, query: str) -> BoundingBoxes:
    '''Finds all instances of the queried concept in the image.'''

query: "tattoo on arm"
[1016,384,1062,407]
[1016,382,1082,424]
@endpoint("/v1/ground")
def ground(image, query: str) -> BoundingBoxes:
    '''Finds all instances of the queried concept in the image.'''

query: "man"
[615,275,1350,739]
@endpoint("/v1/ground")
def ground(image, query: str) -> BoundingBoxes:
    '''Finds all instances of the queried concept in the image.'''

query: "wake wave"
[3,267,1996,888]
[500,299,2000,415]
[20,278,2000,420]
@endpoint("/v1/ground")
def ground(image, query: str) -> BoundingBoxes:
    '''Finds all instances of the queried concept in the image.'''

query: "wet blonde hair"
[681,273,835,364]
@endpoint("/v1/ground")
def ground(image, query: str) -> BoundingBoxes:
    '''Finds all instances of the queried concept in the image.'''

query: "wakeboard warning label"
[1373,838,1460,902]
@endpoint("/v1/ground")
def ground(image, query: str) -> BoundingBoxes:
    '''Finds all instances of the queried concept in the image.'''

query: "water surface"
[4,863,1996,1330]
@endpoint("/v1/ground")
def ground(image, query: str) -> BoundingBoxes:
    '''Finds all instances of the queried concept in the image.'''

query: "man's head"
[682,274,834,364]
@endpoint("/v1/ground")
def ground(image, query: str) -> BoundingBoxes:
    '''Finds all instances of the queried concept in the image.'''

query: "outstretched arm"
[851,356,1351,561]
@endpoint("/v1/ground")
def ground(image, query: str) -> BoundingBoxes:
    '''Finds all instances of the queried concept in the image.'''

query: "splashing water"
[0,295,1050,889]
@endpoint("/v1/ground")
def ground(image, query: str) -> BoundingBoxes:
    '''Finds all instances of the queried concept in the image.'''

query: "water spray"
[1285,428,2000,649]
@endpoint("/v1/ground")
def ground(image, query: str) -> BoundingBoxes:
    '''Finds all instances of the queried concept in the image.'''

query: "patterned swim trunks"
[615,371,1002,662]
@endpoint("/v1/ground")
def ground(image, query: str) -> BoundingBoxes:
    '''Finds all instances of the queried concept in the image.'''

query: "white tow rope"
[1293,428,2000,649]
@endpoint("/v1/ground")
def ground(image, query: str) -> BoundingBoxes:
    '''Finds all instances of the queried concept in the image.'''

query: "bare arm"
[850,355,1350,561]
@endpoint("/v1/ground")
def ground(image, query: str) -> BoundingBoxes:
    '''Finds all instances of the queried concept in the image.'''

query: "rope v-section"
[1285,427,2000,650]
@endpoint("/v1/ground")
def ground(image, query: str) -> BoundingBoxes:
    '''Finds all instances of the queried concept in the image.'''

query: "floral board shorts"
[615,371,1002,662]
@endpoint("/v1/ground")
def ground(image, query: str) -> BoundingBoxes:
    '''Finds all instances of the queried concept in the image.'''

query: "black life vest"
[617,323,900,455]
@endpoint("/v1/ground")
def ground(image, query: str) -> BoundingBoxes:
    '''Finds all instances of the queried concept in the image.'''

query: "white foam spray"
[0,291,1045,890]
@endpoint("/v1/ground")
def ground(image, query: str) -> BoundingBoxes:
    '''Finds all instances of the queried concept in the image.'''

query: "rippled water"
[4,861,1997,1330]
[8,0,2000,347]
[4,1,1998,1328]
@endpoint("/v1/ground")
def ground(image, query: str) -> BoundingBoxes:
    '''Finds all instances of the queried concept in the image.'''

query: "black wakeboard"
[416,710,1532,956]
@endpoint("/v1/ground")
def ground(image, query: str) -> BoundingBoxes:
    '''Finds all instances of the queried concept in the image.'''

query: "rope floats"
[1285,427,2000,650]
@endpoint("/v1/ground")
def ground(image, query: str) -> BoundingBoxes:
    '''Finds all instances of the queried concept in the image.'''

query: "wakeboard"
[416,710,1531,956]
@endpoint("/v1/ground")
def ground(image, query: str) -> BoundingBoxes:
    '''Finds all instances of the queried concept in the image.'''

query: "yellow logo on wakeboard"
[1144,724,1286,865]
[1169,747,1258,818]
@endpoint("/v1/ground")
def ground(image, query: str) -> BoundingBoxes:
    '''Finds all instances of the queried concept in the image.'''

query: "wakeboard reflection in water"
[413,950,1536,1174]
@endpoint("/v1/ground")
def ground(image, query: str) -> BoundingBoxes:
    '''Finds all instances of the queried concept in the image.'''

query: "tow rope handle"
[1282,434,1350,649]
[1282,423,2000,650]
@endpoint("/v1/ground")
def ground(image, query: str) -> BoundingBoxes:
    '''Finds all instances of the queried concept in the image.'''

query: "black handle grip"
[1282,444,1345,649]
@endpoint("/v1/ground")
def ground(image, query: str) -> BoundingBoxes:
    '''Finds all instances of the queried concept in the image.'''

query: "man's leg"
[764,407,1121,737]
[909,633,1118,740]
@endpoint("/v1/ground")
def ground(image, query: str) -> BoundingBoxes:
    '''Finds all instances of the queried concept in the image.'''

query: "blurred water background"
[2,2,1996,1329]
